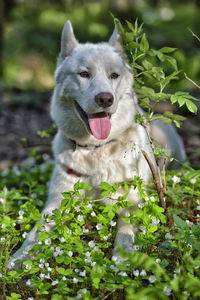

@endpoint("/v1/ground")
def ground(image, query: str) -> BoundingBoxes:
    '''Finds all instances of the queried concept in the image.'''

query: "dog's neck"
[70,138,113,150]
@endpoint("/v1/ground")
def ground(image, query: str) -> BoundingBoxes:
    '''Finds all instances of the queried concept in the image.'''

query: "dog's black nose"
[95,92,114,108]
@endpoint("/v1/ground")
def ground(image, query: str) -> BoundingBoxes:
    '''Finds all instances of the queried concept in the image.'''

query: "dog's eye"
[79,71,90,78]
[110,73,119,79]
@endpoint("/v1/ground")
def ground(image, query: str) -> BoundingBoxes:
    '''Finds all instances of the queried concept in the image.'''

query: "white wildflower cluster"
[1,223,6,228]
[165,233,172,240]
[76,288,88,298]
[84,250,97,267]
[53,246,63,257]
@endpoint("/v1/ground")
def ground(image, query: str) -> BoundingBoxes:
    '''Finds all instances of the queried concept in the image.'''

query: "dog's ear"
[109,26,124,53]
[58,20,78,64]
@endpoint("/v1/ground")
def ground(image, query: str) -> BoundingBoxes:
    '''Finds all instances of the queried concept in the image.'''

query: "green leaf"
[159,47,177,53]
[140,34,149,52]
[173,214,187,230]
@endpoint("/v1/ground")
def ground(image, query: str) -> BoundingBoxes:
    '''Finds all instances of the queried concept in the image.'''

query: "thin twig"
[102,289,116,300]
[184,72,200,89]
[142,150,166,209]
[188,27,200,42]
[162,157,167,196]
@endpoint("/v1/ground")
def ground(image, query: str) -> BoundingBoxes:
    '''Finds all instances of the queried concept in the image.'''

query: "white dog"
[8,20,186,268]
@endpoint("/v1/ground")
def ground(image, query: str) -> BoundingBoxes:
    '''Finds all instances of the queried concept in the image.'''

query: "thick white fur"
[8,20,186,268]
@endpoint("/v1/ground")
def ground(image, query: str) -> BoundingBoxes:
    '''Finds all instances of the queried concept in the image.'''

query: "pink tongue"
[88,112,111,140]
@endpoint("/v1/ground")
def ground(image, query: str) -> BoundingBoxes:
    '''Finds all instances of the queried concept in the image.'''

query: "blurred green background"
[0,0,200,93]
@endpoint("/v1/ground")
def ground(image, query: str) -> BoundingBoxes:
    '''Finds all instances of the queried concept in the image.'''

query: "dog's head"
[51,21,137,145]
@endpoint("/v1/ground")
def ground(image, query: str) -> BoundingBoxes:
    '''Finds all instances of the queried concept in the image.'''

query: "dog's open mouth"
[74,101,111,140]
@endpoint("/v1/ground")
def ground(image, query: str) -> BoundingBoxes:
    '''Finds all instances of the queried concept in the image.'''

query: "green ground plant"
[0,19,200,299]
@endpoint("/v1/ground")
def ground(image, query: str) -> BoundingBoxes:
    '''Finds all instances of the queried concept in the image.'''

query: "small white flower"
[156,258,161,263]
[22,232,28,238]
[133,245,140,251]
[91,211,96,217]
[91,261,96,267]
[150,196,155,202]
[51,279,58,286]
[73,277,79,283]
[76,294,82,299]
[62,276,66,281]
[45,273,50,279]
[165,233,172,239]
[67,229,72,235]
[0,273,2,278]
[81,288,87,294]
[133,269,139,276]
[103,235,108,240]
[40,258,45,264]
[19,210,24,216]
[25,264,32,270]
[65,209,70,214]
[87,203,92,209]
[85,251,91,257]
[110,220,116,227]
[190,178,196,184]
[68,251,73,257]
[138,203,144,209]
[45,238,51,245]
[163,286,172,296]
[26,279,33,287]
[110,265,119,272]
[37,240,42,245]
[59,237,66,243]
[152,219,160,226]
[82,226,89,233]
[74,268,79,273]
[85,257,92,263]
[27,297,34,300]
[79,270,86,277]
[145,196,149,202]
[77,215,84,222]
[149,275,156,283]
[93,246,99,251]
[10,261,15,268]
[0,237,5,242]
[1,224,6,228]
[88,240,95,248]
[96,224,102,230]
[196,206,200,211]
[112,256,118,262]
[172,175,181,184]
[140,270,146,276]
[119,271,128,276]
[47,267,52,272]
[75,205,80,212]
[39,263,44,268]
[0,198,5,204]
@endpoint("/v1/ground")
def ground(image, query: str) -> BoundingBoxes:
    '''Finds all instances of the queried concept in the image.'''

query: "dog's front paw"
[7,250,30,270]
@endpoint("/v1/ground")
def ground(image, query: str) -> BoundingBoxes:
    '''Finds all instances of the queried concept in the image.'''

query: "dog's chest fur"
[55,122,153,197]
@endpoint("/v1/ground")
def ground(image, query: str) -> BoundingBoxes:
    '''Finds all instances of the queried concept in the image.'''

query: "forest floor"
[0,90,200,170]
